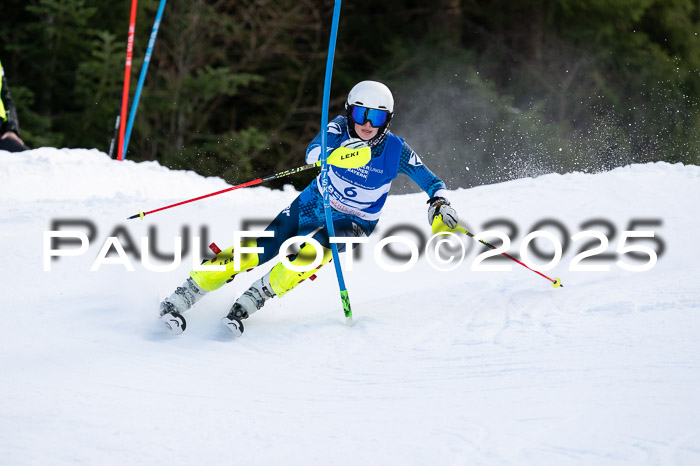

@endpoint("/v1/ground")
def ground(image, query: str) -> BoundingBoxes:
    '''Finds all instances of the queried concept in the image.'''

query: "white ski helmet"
[345,80,394,113]
[345,80,394,145]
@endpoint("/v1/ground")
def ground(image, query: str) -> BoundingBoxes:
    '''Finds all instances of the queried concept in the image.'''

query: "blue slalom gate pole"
[122,0,168,160]
[320,0,354,326]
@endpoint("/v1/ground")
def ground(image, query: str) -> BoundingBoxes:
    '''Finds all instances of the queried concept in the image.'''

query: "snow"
[1,147,699,465]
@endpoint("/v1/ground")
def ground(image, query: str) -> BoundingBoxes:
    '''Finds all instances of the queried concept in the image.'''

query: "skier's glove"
[341,137,368,150]
[427,196,459,234]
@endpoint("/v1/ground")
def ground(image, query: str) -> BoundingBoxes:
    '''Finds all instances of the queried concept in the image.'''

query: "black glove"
[427,196,459,232]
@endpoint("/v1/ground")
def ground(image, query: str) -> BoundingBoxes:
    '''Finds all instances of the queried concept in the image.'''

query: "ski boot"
[159,277,208,335]
[221,274,276,336]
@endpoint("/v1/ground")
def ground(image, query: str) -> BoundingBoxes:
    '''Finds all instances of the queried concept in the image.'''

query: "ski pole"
[456,224,563,288]
[127,145,369,220]
[108,114,120,158]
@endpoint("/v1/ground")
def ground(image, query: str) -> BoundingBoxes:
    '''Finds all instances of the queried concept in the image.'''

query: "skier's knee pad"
[269,242,332,297]
[190,238,260,291]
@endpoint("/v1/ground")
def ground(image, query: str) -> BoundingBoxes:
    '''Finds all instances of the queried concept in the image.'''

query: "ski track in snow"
[1,148,700,465]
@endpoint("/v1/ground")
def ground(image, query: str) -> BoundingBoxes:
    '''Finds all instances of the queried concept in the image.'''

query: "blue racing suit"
[255,115,448,263]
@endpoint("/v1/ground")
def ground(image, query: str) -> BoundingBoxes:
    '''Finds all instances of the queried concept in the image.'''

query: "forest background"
[1,0,699,191]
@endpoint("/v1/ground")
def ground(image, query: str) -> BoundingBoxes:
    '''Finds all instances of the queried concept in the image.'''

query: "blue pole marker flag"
[122,0,168,160]
[320,0,354,326]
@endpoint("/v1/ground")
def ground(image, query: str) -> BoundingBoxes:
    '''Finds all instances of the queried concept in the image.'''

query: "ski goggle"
[350,105,390,127]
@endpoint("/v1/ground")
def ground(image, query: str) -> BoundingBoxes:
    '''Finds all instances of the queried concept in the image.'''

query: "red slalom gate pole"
[117,0,139,161]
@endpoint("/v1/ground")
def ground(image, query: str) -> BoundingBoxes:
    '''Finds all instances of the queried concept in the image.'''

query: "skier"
[0,59,28,153]
[159,80,460,335]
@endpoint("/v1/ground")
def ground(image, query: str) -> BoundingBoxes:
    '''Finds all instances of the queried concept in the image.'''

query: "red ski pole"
[117,0,138,161]
[128,176,266,220]
[456,225,563,288]
[127,145,371,220]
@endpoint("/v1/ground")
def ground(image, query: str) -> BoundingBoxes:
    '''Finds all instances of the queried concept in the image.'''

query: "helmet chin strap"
[367,124,390,147]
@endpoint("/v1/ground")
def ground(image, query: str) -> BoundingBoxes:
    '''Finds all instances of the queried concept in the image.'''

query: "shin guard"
[189,238,260,292]
[268,242,332,297]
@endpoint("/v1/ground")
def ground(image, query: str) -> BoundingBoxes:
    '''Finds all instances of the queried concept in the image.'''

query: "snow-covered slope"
[1,148,699,465]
